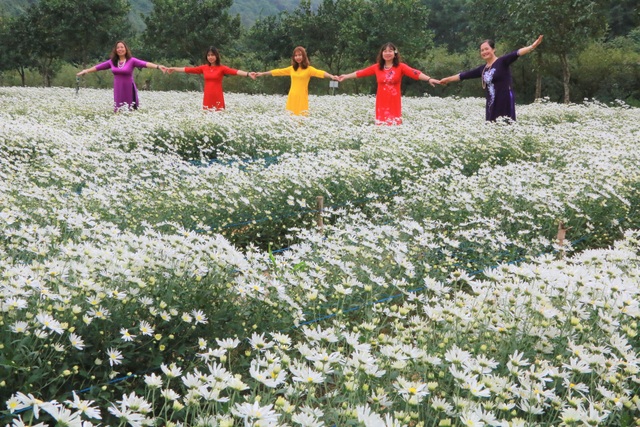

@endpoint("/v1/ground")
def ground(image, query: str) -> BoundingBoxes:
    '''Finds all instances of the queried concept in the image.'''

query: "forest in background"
[0,0,322,29]
[0,0,639,105]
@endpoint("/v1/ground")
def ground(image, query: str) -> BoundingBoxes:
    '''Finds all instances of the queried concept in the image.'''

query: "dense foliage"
[1,0,639,103]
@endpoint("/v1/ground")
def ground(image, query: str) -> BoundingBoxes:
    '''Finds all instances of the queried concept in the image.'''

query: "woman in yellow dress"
[255,46,337,116]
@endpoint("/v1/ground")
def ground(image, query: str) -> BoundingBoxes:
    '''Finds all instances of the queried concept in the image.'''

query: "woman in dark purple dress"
[440,35,543,121]
[77,41,167,112]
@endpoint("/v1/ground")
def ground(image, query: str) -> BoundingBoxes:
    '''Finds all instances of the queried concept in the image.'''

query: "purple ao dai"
[95,57,148,112]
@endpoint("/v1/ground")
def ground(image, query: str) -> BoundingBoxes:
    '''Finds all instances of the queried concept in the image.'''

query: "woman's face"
[293,51,304,64]
[116,43,127,58]
[207,52,217,65]
[382,47,396,62]
[480,42,495,60]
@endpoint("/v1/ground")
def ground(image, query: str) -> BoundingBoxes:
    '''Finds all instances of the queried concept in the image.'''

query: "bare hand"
[531,34,544,49]
[428,78,440,87]
[249,72,257,79]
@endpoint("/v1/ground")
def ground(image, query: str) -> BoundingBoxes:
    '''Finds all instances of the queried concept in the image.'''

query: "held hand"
[167,67,176,75]
[428,78,440,87]
[337,75,346,82]
[159,65,168,74]
[249,72,257,79]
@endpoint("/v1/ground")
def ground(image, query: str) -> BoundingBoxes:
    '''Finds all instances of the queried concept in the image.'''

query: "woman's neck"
[484,55,497,66]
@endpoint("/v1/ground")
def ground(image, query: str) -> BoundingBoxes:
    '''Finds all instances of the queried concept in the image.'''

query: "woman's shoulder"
[399,62,422,77]
[498,50,519,62]
[130,57,147,65]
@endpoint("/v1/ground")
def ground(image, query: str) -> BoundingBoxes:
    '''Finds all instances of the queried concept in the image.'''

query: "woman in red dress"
[339,42,439,125]
[167,46,254,110]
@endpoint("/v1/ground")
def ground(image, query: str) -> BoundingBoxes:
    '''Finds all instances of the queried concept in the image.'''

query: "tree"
[0,16,34,86]
[340,0,433,66]
[245,0,433,94]
[2,0,130,86]
[421,0,472,52]
[52,0,131,67]
[142,0,241,64]
[266,0,353,74]
[468,0,608,103]
[245,15,294,68]
[515,0,608,103]
[244,0,357,75]
[21,1,63,86]
[607,0,640,39]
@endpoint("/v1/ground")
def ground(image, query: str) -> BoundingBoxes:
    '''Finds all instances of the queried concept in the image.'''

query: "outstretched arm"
[417,72,440,87]
[167,67,186,74]
[438,74,461,85]
[337,71,358,82]
[323,71,339,80]
[145,62,168,73]
[518,35,543,57]
[236,70,256,79]
[76,66,98,76]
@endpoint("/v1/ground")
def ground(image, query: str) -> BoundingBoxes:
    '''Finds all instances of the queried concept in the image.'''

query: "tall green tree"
[142,0,241,64]
[2,0,130,86]
[245,0,433,94]
[0,15,33,86]
[304,0,352,74]
[245,15,294,68]
[20,0,64,86]
[513,0,608,103]
[246,0,433,84]
[469,0,608,103]
[278,0,353,74]
[421,0,471,52]
[53,0,131,67]
[607,0,640,39]
[340,0,433,66]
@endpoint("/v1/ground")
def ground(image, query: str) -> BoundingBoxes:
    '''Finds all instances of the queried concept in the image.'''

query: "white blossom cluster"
[1,87,639,426]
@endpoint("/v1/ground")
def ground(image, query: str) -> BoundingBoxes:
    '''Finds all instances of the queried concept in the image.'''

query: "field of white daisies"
[1,86,639,427]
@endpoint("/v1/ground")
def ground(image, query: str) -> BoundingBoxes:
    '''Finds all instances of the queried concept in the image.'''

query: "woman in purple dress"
[440,35,543,121]
[77,41,167,112]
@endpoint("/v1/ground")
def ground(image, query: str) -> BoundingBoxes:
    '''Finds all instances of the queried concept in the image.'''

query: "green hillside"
[0,0,37,15]
[230,0,321,26]
[0,0,320,28]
